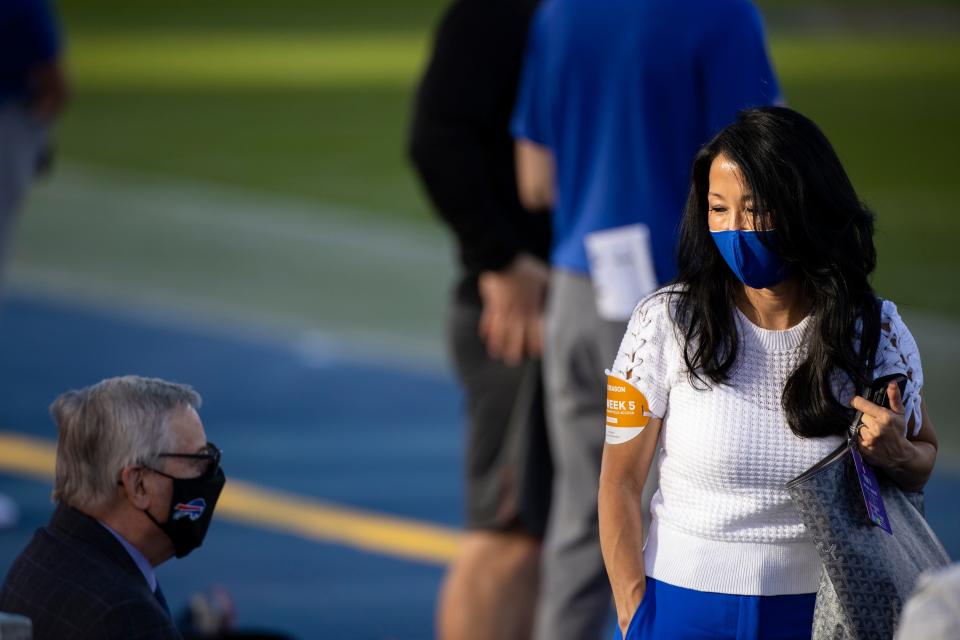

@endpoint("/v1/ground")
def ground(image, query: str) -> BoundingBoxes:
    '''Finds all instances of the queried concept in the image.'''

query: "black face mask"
[143,444,226,558]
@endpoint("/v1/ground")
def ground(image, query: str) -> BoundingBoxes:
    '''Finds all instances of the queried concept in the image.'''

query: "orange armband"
[605,373,652,444]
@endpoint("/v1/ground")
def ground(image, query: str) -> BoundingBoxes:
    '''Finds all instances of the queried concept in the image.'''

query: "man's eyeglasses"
[157,441,222,477]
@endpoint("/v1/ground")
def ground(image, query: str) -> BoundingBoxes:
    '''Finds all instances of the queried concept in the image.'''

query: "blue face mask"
[710,230,790,289]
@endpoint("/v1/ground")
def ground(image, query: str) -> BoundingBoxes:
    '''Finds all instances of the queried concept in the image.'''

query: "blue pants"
[614,577,815,640]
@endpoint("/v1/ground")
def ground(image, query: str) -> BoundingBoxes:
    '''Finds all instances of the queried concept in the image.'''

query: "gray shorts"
[447,296,552,538]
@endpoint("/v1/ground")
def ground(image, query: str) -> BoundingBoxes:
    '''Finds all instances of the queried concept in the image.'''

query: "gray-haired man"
[0,376,226,640]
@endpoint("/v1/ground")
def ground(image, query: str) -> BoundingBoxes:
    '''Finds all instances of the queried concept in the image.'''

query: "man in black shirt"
[408,1,551,638]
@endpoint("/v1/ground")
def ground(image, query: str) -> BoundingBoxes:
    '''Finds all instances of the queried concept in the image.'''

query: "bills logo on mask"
[172,498,207,522]
[143,460,226,558]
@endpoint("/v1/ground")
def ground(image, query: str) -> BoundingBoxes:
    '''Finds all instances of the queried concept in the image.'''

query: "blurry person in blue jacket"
[0,0,68,530]
[0,0,68,285]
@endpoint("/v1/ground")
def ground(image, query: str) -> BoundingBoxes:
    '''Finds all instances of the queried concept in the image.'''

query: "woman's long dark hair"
[672,106,880,438]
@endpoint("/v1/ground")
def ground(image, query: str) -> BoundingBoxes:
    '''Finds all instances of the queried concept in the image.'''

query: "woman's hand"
[616,583,645,639]
[850,382,938,491]
[850,381,914,471]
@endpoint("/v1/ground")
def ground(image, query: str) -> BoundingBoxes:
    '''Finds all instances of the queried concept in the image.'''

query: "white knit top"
[608,289,924,596]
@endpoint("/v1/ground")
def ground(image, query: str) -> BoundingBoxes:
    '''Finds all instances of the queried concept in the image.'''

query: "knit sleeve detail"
[608,289,677,419]
[875,300,924,437]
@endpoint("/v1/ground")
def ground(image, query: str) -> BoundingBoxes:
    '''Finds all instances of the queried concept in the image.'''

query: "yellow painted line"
[0,431,460,565]
[0,432,55,480]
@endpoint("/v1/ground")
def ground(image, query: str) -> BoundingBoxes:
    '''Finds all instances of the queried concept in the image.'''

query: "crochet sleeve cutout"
[875,300,924,437]
[608,293,674,419]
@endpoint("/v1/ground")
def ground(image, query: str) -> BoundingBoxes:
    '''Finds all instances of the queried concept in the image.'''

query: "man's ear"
[119,465,151,510]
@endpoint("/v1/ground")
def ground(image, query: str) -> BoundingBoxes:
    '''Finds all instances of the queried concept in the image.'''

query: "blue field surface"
[0,295,464,525]
[1,293,957,639]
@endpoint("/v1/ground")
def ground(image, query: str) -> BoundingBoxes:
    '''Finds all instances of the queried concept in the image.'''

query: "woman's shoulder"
[875,299,919,354]
[875,298,922,371]
[874,298,925,435]
[611,285,685,419]
[630,284,684,326]
[856,299,914,344]
[614,285,685,369]
[879,299,908,330]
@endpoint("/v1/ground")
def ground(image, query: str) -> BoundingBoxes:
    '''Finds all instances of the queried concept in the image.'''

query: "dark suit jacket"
[0,504,181,639]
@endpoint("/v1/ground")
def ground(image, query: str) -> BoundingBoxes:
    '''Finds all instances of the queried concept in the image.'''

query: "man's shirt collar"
[98,520,157,592]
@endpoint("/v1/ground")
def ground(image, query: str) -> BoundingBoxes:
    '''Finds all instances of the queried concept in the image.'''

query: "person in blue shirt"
[0,0,68,533]
[511,1,781,638]
[0,0,68,287]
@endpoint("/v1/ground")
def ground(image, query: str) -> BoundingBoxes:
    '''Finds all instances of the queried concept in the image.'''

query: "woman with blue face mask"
[598,107,940,639]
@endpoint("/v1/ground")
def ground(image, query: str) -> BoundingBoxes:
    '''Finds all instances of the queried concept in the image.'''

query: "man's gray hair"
[51,375,202,510]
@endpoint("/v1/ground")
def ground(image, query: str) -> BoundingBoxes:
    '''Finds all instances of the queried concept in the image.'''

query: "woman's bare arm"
[599,417,662,636]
